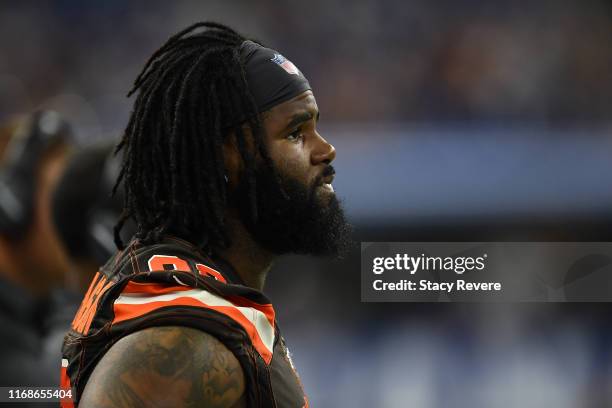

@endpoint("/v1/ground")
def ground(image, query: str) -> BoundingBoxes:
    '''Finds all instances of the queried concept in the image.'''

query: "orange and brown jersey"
[61,236,308,408]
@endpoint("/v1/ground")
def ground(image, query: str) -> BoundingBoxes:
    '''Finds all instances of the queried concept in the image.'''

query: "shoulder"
[79,326,246,408]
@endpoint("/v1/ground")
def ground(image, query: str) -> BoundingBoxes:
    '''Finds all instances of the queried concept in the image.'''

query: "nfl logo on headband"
[271,54,300,75]
[239,40,311,112]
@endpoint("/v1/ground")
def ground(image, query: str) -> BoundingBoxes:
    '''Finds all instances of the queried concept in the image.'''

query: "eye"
[287,127,304,142]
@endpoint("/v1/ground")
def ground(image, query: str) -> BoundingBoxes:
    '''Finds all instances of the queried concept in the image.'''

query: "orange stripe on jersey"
[81,279,113,334]
[71,272,113,334]
[71,271,99,330]
[112,288,275,364]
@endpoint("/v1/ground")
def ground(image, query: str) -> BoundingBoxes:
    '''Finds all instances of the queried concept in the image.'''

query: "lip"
[318,174,335,194]
[320,183,334,193]
[322,174,335,185]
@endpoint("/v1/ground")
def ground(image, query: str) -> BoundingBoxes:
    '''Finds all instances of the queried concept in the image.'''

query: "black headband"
[240,40,311,114]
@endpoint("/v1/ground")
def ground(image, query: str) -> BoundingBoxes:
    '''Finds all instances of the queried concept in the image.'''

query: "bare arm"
[79,326,246,408]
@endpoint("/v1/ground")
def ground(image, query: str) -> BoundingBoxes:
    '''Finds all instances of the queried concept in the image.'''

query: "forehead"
[263,91,318,128]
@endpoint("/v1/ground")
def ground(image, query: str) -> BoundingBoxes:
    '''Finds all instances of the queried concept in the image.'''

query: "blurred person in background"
[61,22,350,408]
[0,111,74,387]
[51,141,136,295]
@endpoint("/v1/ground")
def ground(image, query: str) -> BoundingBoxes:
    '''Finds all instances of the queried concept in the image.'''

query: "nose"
[311,132,336,165]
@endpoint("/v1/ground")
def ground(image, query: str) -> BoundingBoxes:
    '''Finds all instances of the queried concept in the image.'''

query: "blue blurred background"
[1,1,612,406]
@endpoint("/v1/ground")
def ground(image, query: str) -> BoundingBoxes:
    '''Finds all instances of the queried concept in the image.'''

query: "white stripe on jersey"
[115,288,275,355]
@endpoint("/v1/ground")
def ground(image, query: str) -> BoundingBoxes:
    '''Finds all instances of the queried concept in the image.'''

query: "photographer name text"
[371,253,502,293]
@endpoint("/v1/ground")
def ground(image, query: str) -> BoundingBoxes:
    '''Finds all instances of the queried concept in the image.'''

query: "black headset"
[0,111,73,239]
[86,144,134,263]
[51,140,136,265]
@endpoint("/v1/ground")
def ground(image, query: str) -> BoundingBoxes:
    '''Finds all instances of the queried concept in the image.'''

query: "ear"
[223,132,241,189]
[223,124,260,188]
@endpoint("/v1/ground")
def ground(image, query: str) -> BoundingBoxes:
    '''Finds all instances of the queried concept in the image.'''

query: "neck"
[214,215,275,291]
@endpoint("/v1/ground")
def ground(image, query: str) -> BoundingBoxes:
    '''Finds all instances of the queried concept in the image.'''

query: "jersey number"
[147,254,227,283]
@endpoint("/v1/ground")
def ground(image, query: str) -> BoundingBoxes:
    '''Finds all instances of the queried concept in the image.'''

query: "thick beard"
[231,164,352,258]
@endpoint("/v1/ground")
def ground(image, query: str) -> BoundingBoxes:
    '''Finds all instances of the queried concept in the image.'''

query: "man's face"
[263,91,335,205]
[230,90,351,256]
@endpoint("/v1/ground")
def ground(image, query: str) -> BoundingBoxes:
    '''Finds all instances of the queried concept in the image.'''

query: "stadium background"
[2,1,612,406]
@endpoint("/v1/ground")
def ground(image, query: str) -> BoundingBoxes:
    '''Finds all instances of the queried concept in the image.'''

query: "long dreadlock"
[113,22,272,250]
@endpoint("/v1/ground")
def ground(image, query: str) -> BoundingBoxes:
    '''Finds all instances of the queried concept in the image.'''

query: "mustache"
[310,165,336,197]
[322,165,336,178]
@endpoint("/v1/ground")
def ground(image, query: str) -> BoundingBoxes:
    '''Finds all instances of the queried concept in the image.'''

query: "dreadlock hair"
[113,22,273,250]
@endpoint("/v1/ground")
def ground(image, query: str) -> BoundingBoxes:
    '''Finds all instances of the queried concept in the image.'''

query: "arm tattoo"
[79,326,246,408]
